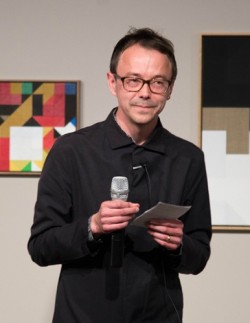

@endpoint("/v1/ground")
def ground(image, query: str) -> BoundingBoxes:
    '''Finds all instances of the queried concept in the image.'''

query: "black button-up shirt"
[28,108,211,323]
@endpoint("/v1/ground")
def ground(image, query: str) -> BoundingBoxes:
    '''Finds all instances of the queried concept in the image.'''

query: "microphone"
[110,176,129,267]
[132,158,148,170]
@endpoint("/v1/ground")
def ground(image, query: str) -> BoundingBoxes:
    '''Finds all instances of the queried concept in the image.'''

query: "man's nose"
[138,82,151,97]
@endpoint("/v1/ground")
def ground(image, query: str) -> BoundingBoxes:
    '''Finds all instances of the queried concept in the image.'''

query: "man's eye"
[153,80,164,86]
[128,78,141,84]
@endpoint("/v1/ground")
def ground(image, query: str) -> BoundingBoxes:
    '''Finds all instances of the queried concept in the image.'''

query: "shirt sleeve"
[27,138,100,266]
[176,152,212,275]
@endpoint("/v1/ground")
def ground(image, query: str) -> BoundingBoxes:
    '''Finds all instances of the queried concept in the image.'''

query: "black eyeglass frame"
[114,74,172,95]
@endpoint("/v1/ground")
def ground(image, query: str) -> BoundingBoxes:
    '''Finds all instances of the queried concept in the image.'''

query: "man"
[28,27,212,323]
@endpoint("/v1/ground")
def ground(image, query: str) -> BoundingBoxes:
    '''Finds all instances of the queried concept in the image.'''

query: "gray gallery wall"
[0,1,250,322]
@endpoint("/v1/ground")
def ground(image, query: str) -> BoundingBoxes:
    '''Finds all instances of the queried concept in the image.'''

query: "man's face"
[107,44,174,128]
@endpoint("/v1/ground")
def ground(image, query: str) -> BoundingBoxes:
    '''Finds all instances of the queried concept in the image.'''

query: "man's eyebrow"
[123,73,141,77]
[124,73,168,80]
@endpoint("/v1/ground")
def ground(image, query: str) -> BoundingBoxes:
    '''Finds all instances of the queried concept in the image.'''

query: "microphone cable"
[143,162,182,321]
[132,160,152,208]
[140,159,180,321]
[161,256,182,323]
[142,162,152,208]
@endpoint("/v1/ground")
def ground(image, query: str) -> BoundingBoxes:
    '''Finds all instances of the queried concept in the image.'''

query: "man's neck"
[114,109,157,145]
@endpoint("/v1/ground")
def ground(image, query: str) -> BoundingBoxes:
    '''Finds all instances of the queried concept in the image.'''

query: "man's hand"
[90,200,140,236]
[146,219,184,251]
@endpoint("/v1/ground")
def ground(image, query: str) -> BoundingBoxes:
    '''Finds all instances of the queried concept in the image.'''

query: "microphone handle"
[110,176,128,268]
[110,229,124,268]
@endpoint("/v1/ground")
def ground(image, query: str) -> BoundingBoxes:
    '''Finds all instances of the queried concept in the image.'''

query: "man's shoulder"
[61,119,106,141]
[50,120,106,155]
[75,119,106,136]
[161,129,204,158]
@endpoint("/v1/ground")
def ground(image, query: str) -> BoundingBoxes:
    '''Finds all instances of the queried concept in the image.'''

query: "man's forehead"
[117,44,172,77]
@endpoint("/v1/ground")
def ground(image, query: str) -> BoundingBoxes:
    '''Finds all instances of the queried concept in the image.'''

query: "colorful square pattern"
[0,81,80,174]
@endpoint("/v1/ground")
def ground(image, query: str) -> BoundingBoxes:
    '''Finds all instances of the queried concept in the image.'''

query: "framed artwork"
[0,80,80,176]
[200,34,250,231]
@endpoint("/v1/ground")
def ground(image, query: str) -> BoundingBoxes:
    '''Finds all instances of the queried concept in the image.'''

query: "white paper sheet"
[131,202,191,228]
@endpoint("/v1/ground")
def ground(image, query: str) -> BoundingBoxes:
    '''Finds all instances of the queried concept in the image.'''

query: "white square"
[10,127,43,161]
[202,130,226,178]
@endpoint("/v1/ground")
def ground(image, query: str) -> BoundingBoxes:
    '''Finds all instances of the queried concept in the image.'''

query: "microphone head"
[111,176,129,201]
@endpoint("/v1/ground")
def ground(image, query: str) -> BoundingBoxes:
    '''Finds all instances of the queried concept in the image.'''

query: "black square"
[202,35,250,107]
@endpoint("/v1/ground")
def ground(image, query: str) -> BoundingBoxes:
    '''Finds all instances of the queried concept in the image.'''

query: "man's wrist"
[88,216,95,241]
[88,215,102,242]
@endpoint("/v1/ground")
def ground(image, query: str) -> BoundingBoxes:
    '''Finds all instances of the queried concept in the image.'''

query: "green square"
[22,82,33,94]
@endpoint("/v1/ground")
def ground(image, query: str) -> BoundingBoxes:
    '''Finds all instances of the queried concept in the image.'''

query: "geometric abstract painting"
[0,81,80,175]
[201,35,250,231]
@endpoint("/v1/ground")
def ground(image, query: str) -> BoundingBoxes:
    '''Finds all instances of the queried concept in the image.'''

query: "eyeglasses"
[114,74,171,95]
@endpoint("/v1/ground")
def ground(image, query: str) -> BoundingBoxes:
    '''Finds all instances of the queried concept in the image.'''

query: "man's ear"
[166,81,174,100]
[107,72,117,96]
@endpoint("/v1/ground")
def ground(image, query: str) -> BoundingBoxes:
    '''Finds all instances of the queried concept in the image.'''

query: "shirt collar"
[105,108,166,154]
